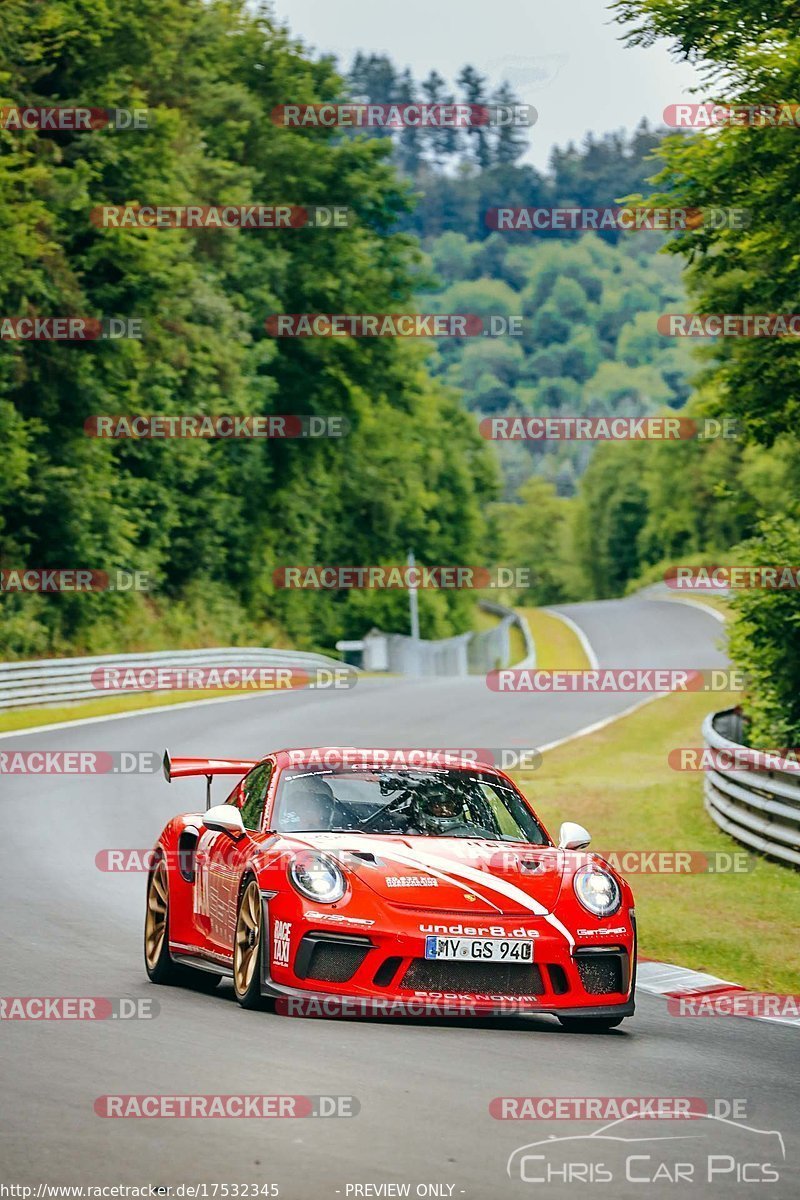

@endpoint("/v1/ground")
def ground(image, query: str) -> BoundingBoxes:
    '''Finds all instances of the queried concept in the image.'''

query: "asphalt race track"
[1,597,797,1198]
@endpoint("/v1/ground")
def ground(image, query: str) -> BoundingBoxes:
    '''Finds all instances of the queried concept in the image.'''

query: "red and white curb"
[637,958,800,1029]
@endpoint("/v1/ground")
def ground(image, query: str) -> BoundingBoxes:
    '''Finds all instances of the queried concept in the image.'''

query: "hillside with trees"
[501,0,800,746]
[3,0,798,752]
[343,56,694,497]
[0,1,497,658]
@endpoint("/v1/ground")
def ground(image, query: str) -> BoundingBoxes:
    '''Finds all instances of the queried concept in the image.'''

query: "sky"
[271,0,703,169]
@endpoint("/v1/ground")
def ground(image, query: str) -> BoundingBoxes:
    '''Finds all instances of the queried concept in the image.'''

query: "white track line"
[538,691,668,753]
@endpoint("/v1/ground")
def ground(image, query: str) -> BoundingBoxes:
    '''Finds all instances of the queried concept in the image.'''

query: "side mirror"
[558,821,591,850]
[204,804,246,840]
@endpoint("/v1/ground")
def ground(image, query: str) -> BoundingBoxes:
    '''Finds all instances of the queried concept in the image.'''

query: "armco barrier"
[339,601,535,677]
[0,647,352,710]
[474,599,536,670]
[702,708,800,869]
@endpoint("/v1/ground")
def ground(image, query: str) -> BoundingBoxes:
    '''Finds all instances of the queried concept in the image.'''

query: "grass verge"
[515,687,800,994]
[517,606,591,669]
[0,687,281,734]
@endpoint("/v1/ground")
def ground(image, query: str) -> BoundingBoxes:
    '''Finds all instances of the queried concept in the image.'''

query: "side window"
[481,785,518,838]
[239,762,272,832]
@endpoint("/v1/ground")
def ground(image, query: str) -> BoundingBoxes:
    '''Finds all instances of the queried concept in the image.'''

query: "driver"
[415,790,467,835]
[281,778,336,831]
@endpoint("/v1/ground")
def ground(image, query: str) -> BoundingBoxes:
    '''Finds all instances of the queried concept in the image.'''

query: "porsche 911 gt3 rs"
[144,748,636,1030]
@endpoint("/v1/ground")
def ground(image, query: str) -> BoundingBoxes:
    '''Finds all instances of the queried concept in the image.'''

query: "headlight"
[289,853,346,904]
[573,865,621,917]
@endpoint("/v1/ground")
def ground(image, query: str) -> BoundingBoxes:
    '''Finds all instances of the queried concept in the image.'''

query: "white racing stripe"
[543,913,576,949]
[351,839,506,914]
[362,841,575,948]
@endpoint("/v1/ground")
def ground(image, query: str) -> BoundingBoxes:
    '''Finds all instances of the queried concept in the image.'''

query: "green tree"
[457,65,492,169]
[573,443,648,596]
[612,0,800,754]
[494,477,573,604]
[728,517,800,747]
[613,0,800,444]
[0,0,498,657]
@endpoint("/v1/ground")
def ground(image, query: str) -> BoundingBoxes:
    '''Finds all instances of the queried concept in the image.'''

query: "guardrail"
[702,708,800,869]
[474,599,536,669]
[0,647,351,710]
[337,601,535,677]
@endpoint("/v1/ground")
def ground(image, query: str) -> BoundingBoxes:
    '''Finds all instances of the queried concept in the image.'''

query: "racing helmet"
[416,789,466,835]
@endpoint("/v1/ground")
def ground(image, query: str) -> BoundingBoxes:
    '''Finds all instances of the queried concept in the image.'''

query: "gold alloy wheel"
[234,880,262,995]
[145,859,168,970]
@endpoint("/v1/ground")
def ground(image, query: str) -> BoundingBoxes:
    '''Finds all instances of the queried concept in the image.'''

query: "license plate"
[424,936,533,962]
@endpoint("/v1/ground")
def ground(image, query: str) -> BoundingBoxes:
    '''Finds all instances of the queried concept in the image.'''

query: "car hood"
[285,832,567,915]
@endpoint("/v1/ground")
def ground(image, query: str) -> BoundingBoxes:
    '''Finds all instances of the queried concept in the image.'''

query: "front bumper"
[260,896,636,1020]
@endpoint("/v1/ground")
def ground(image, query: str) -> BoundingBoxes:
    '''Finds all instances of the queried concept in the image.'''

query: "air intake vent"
[295,933,370,983]
[575,952,623,995]
[373,956,403,987]
[546,964,569,995]
[401,960,545,996]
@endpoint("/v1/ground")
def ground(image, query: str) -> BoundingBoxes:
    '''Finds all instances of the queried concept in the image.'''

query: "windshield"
[273,767,548,843]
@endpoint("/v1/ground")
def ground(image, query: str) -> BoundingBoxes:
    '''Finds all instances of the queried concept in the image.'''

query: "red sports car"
[145,748,636,1031]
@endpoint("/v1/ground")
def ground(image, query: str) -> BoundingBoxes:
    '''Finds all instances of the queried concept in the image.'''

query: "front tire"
[145,856,221,991]
[557,1015,625,1032]
[233,878,267,1009]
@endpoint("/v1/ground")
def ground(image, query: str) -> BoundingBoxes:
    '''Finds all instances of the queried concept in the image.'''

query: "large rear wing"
[162,750,258,808]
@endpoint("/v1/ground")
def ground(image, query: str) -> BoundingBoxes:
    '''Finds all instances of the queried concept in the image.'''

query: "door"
[196,761,274,956]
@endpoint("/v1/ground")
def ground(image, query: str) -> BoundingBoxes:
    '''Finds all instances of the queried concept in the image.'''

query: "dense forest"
[1,0,798,745]
[422,230,691,497]
[345,52,672,243]
[513,0,800,745]
[0,1,498,657]
[0,2,679,658]
[340,57,694,497]
[340,25,800,745]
